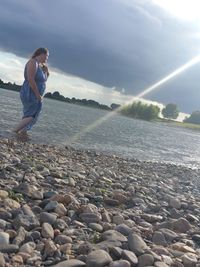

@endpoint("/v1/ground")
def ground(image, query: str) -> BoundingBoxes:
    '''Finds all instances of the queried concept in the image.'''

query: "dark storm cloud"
[0,0,200,112]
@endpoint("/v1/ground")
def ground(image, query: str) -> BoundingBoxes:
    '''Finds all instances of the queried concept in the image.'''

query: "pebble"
[1,138,200,266]
[0,233,9,246]
[86,249,112,267]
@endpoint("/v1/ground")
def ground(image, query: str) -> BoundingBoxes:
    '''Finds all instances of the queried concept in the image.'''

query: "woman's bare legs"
[13,117,33,134]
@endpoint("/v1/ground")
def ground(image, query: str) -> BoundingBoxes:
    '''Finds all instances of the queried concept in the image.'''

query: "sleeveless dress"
[20,60,47,131]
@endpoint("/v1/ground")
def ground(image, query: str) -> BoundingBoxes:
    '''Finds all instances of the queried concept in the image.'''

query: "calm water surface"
[1,88,200,168]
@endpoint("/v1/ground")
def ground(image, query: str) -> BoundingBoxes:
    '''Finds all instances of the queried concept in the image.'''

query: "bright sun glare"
[153,0,200,21]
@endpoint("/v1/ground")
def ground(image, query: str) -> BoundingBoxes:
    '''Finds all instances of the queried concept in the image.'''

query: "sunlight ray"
[67,54,200,144]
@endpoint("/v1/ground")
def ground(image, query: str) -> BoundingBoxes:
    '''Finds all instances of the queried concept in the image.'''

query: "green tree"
[162,103,179,119]
[52,91,66,101]
[52,91,60,98]
[44,92,52,98]
[184,111,200,124]
[120,101,160,121]
[142,104,160,121]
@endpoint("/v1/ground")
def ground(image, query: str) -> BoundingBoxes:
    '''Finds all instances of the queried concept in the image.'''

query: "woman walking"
[13,47,49,139]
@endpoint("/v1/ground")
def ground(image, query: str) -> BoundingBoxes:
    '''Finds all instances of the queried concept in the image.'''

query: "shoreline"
[1,131,199,170]
[1,138,200,266]
[2,86,200,134]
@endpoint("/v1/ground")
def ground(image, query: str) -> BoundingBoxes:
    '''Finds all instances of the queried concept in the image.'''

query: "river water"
[1,88,200,168]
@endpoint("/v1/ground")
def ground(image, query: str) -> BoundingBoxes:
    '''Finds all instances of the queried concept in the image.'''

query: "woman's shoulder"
[27,58,38,66]
[26,58,38,71]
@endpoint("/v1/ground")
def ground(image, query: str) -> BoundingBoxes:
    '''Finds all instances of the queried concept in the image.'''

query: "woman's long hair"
[32,48,49,58]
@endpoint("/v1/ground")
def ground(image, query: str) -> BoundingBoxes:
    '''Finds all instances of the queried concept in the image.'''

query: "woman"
[14,47,49,138]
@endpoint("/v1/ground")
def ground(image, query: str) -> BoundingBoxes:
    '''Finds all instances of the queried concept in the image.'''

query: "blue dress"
[20,60,47,131]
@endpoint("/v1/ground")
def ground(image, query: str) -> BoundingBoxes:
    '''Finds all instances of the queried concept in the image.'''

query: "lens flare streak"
[136,55,200,99]
[68,55,200,144]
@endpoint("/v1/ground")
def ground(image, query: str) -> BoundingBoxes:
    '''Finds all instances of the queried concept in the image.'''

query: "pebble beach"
[1,138,200,267]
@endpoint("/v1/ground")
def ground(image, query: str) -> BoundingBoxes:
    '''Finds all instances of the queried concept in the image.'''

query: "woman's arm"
[26,59,42,101]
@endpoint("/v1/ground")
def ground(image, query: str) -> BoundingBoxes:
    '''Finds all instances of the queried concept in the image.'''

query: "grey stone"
[101,230,127,242]
[0,253,5,267]
[109,260,131,267]
[40,212,57,225]
[13,226,26,246]
[79,212,102,223]
[152,231,167,246]
[52,259,86,267]
[42,222,54,239]
[86,249,112,267]
[0,233,9,246]
[138,254,154,267]
[13,214,40,230]
[0,245,19,253]
[121,250,138,266]
[128,233,148,256]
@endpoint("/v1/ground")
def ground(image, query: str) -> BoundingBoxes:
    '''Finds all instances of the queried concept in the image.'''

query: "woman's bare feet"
[15,131,31,142]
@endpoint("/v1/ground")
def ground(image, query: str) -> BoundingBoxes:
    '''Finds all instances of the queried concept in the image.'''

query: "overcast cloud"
[0,0,200,112]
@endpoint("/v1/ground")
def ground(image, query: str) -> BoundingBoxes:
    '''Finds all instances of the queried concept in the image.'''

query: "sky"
[0,0,200,113]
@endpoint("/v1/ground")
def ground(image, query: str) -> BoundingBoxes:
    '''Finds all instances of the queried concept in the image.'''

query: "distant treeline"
[2,78,187,122]
[0,78,120,111]
[0,79,21,91]
[0,79,160,121]
[0,78,161,120]
[44,91,112,111]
